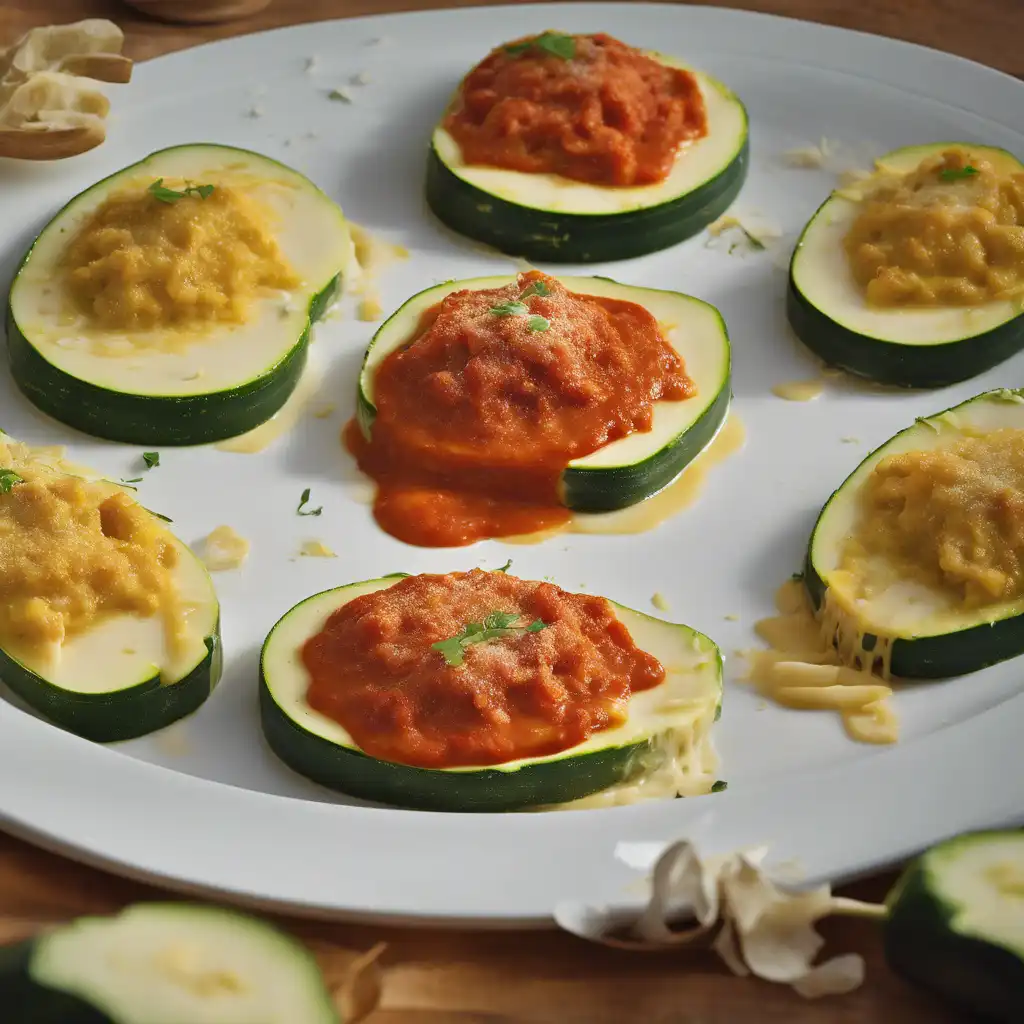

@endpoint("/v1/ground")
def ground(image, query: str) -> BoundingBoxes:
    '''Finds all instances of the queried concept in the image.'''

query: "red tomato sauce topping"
[345,271,696,547]
[444,32,708,187]
[302,570,665,769]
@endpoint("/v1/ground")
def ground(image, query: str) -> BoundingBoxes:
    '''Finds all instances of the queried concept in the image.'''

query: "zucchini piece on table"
[6,143,352,445]
[0,903,339,1023]
[885,830,1024,1023]
[789,143,1024,387]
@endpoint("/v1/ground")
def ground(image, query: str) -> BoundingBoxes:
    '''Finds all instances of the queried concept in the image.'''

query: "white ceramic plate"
[1,3,1023,926]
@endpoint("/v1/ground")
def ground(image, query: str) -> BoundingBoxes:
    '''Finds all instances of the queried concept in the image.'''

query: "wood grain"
[0,1,1018,1020]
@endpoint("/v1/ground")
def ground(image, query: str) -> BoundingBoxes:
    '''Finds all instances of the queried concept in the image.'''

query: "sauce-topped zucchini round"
[260,569,723,811]
[6,143,352,445]
[806,389,1024,679]
[789,144,1024,387]
[347,271,731,547]
[0,434,221,741]
[426,32,748,262]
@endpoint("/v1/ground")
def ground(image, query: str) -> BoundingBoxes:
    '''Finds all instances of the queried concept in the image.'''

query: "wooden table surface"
[1,1,1020,1020]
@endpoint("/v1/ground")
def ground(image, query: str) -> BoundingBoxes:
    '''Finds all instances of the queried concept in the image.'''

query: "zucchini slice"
[0,903,339,1023]
[788,143,1024,387]
[805,389,1024,679]
[356,275,732,513]
[260,574,723,811]
[885,830,1024,1023]
[0,491,221,743]
[6,143,352,446]
[426,56,748,263]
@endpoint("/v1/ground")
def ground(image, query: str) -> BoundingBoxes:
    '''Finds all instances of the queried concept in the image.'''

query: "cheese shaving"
[201,525,250,572]
[555,840,867,999]
[299,540,337,558]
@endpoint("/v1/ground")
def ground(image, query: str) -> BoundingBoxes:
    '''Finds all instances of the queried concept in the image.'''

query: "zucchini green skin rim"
[803,390,1024,679]
[5,143,343,446]
[259,577,723,812]
[356,279,732,513]
[425,136,749,264]
[884,833,1024,1022]
[0,623,222,744]
[0,940,103,1023]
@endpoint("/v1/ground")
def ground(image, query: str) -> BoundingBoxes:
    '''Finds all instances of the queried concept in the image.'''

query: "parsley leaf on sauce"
[938,165,978,182]
[527,315,551,332]
[0,468,24,493]
[519,280,551,299]
[142,451,160,469]
[506,31,576,61]
[490,300,529,318]
[432,611,548,667]
[148,179,216,204]
[296,487,323,516]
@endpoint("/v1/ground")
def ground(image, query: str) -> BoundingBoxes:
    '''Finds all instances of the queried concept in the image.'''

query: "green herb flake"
[494,559,513,573]
[938,165,978,182]
[790,571,804,583]
[296,487,323,517]
[519,280,550,299]
[740,226,766,251]
[148,178,216,204]
[146,509,173,523]
[527,314,550,332]
[0,468,24,494]
[506,31,576,61]
[142,451,160,469]
[711,780,728,793]
[490,300,529,318]
[431,611,549,666]
[121,477,143,484]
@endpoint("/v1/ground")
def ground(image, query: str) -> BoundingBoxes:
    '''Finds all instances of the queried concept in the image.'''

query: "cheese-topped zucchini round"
[788,143,1024,387]
[260,573,723,812]
[805,389,1024,679]
[356,274,731,513]
[426,54,748,263]
[0,903,339,1023]
[6,143,352,446]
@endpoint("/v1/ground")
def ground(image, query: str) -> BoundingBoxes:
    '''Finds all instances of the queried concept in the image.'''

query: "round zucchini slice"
[884,830,1024,1023]
[0,903,340,1023]
[260,574,723,812]
[788,143,1024,388]
[6,143,352,446]
[426,55,749,263]
[0,531,221,743]
[805,388,1024,679]
[356,275,732,513]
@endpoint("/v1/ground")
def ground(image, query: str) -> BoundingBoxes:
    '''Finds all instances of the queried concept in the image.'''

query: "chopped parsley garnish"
[490,300,529,318]
[0,468,24,493]
[494,559,513,573]
[526,315,550,332]
[506,31,576,61]
[142,451,160,469]
[121,477,143,484]
[711,780,728,793]
[938,165,978,182]
[432,611,548,667]
[296,487,323,517]
[148,179,216,204]
[146,509,173,523]
[519,280,550,299]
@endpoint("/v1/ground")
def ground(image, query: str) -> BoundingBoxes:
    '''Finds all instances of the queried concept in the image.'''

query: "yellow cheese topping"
[841,428,1024,608]
[63,180,298,331]
[0,438,179,654]
[845,147,1024,307]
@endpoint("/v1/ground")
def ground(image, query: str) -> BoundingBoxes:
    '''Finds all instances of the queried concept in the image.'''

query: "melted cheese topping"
[743,579,898,745]
[201,525,250,571]
[0,435,183,662]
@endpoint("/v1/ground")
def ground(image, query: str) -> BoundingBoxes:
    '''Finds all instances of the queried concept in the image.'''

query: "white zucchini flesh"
[792,144,1024,346]
[9,145,351,398]
[925,833,1024,956]
[30,904,338,1024]
[261,576,722,772]
[3,537,218,695]
[432,60,746,216]
[360,275,730,474]
[810,390,1024,639]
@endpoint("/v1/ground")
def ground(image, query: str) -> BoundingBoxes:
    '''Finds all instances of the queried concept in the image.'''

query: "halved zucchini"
[260,574,723,811]
[885,830,1024,1023]
[426,53,748,263]
[6,143,352,445]
[356,275,732,512]
[0,903,339,1023]
[788,143,1024,387]
[805,388,1024,679]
